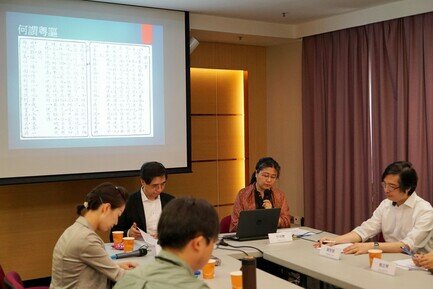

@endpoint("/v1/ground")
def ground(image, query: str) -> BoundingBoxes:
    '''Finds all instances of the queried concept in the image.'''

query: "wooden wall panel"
[216,204,234,220]
[190,42,267,175]
[165,162,218,204]
[190,69,217,114]
[217,160,245,204]
[191,116,217,160]
[216,70,244,114]
[217,116,245,160]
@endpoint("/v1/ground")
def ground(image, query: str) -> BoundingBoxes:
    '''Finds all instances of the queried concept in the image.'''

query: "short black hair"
[382,161,418,195]
[158,197,219,250]
[140,162,168,184]
[250,157,281,184]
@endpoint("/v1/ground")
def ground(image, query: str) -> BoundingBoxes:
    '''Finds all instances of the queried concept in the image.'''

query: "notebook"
[224,208,280,241]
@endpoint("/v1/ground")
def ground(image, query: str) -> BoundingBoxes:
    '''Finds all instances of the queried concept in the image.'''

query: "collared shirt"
[353,192,433,252]
[112,250,210,289]
[141,187,162,235]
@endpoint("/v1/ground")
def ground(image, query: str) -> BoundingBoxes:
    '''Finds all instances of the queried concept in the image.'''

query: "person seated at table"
[110,161,175,240]
[50,183,136,289]
[113,197,219,289]
[316,161,433,255]
[229,157,291,232]
[413,249,433,270]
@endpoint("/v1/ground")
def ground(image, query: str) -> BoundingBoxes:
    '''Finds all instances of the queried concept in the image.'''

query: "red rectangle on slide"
[141,24,153,44]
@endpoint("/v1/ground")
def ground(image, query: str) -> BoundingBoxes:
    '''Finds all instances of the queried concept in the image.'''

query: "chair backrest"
[219,215,231,233]
[3,279,13,289]
[0,264,6,289]
[4,272,24,289]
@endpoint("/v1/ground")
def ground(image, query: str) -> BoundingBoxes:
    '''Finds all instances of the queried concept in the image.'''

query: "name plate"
[319,245,342,260]
[371,259,396,276]
[268,232,293,243]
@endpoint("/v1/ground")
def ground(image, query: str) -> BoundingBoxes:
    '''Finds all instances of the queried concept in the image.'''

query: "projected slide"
[7,12,164,149]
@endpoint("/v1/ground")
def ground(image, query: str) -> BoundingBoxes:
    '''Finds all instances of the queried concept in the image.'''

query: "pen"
[295,232,313,238]
[400,246,414,256]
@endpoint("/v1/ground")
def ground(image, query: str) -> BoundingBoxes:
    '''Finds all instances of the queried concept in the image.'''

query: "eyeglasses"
[149,182,166,190]
[259,173,277,180]
[381,182,400,191]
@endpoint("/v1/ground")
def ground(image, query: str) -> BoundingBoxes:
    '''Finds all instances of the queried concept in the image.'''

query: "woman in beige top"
[50,183,136,289]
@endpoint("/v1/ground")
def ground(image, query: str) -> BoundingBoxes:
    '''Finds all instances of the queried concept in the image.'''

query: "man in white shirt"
[110,162,174,240]
[316,161,433,254]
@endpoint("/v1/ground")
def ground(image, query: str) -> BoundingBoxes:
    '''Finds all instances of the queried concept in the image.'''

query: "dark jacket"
[110,190,175,241]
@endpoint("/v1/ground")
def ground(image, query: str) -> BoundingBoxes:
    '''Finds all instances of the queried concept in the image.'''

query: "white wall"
[266,40,304,217]
[190,0,433,41]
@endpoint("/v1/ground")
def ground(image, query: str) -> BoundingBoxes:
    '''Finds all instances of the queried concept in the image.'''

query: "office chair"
[219,215,231,233]
[0,264,6,289]
[4,271,48,289]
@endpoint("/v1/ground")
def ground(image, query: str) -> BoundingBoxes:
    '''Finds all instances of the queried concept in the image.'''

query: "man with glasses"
[316,161,433,254]
[110,161,174,240]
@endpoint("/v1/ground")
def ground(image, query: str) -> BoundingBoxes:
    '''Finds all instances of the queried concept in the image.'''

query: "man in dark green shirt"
[113,197,219,289]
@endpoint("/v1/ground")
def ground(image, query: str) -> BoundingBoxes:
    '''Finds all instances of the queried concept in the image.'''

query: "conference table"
[106,227,433,289]
[106,240,301,289]
[220,228,433,289]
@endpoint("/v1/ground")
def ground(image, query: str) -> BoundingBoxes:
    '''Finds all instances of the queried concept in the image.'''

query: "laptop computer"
[224,208,280,241]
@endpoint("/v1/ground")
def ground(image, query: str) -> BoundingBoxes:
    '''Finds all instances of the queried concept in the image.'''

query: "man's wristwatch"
[373,242,380,249]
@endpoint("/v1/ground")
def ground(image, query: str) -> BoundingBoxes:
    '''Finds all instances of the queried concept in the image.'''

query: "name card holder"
[319,245,342,260]
[268,232,293,244]
[371,259,396,276]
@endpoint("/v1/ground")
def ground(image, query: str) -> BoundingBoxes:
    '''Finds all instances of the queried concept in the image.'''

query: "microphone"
[263,189,272,201]
[111,248,147,259]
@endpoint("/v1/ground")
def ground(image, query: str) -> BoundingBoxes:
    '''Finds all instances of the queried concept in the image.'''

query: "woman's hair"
[249,157,281,184]
[381,161,418,195]
[76,182,128,215]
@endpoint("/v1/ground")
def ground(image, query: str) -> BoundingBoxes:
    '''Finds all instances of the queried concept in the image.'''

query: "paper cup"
[123,237,135,253]
[368,249,382,267]
[112,231,124,245]
[230,271,242,289]
[202,259,216,279]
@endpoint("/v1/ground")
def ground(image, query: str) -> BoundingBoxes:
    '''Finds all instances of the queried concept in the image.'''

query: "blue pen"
[401,246,414,256]
[295,232,310,238]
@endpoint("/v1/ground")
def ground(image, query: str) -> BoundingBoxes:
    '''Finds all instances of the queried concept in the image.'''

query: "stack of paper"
[278,228,314,237]
[393,259,426,271]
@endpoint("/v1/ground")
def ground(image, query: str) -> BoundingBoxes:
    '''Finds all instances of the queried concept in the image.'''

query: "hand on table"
[314,236,337,248]
[342,242,371,255]
[413,252,433,269]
